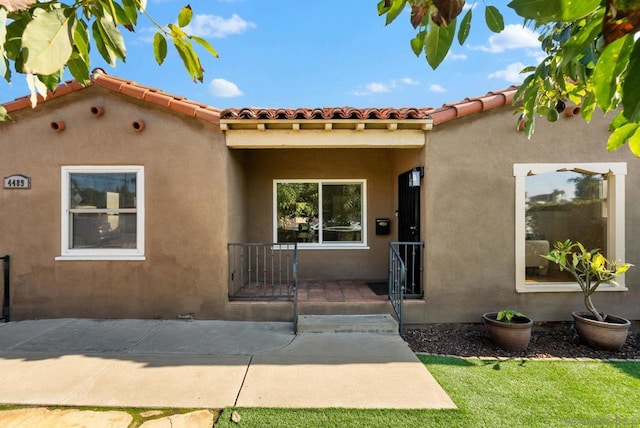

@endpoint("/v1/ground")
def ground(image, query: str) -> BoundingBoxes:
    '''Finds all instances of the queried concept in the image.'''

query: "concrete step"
[296,314,399,335]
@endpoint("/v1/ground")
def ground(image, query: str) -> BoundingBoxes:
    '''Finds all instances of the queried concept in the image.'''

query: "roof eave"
[220,118,433,132]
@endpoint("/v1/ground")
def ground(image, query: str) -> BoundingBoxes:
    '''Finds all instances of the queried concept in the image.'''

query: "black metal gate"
[1,255,9,322]
[397,167,423,297]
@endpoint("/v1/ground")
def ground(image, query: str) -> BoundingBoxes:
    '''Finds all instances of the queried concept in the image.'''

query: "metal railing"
[390,241,424,298]
[1,255,9,322]
[388,244,406,337]
[388,242,425,337]
[228,243,298,332]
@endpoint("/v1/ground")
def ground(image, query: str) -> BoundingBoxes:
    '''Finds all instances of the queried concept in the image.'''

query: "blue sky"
[1,0,543,109]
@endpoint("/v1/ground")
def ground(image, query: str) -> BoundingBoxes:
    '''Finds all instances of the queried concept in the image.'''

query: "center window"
[274,180,366,246]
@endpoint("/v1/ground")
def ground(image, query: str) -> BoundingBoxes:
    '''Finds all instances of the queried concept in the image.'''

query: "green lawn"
[216,355,640,428]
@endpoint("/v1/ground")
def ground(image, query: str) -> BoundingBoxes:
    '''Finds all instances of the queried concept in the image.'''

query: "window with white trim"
[514,163,626,292]
[274,180,367,248]
[58,166,145,260]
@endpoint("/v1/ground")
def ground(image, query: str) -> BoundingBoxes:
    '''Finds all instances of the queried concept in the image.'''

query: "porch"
[227,242,424,332]
[227,242,423,302]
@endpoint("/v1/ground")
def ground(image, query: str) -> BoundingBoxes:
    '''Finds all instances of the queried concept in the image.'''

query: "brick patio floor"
[297,280,387,303]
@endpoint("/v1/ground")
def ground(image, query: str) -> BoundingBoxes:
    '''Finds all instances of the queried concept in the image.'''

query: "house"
[1,69,638,325]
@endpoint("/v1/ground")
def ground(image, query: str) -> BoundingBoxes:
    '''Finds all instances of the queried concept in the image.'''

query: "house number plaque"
[4,174,31,189]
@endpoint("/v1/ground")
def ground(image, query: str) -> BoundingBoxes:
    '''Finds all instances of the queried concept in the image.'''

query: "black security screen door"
[397,167,423,296]
[398,168,421,242]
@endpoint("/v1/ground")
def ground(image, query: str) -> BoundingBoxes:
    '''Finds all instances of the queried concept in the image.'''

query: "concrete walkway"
[0,318,455,411]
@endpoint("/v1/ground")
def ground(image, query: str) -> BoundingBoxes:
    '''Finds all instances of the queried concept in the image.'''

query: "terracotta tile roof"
[425,87,518,125]
[220,106,428,120]
[219,86,518,127]
[2,69,222,123]
[2,79,85,114]
[2,69,517,128]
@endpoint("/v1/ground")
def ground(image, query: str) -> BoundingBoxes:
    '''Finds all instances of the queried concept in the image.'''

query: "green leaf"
[609,110,629,130]
[168,23,188,38]
[559,10,604,66]
[607,122,638,151]
[5,17,28,61]
[173,37,203,82]
[73,18,90,63]
[484,5,504,33]
[622,39,640,122]
[410,32,424,56]
[21,8,74,75]
[122,0,139,25]
[99,0,119,26]
[508,0,601,23]
[379,0,407,25]
[67,51,90,85]
[191,35,219,58]
[593,35,634,113]
[111,1,134,29]
[458,8,471,45]
[178,5,192,28]
[0,9,7,81]
[153,32,167,65]
[581,91,596,122]
[37,71,60,91]
[425,17,456,70]
[627,125,640,157]
[92,20,116,65]
[513,73,535,103]
[96,15,126,61]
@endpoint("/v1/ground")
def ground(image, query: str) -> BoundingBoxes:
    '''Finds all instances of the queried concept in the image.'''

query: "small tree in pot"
[542,240,633,351]
[482,310,533,351]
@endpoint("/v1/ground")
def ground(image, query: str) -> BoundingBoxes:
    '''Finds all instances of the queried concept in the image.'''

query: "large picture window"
[274,180,366,247]
[58,166,145,260]
[514,163,626,292]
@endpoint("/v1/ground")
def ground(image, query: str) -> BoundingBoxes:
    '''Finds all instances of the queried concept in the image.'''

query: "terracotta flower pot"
[482,312,533,351]
[572,311,631,351]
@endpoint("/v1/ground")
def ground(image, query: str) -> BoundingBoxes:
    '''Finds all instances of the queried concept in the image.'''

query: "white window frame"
[57,166,145,261]
[273,179,368,249]
[514,162,626,293]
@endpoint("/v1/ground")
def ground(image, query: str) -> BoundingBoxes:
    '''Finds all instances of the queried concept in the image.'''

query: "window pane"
[276,183,319,243]
[70,173,137,209]
[322,184,362,243]
[72,213,137,249]
[525,171,607,283]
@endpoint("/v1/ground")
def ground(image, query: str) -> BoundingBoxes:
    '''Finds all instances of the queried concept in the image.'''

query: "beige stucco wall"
[0,87,230,320]
[410,106,640,324]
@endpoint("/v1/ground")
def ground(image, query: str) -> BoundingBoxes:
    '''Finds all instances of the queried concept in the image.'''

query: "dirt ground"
[404,321,640,359]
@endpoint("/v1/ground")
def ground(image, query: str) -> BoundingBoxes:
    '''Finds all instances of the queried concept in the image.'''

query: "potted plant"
[542,240,633,351]
[482,310,533,351]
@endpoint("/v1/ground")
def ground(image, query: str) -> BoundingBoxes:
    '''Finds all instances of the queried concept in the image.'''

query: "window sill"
[517,282,628,293]
[296,244,370,250]
[56,255,146,261]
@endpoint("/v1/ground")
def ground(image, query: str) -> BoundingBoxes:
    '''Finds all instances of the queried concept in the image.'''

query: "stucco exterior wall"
[0,87,229,320]
[411,106,640,324]
[241,148,422,281]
